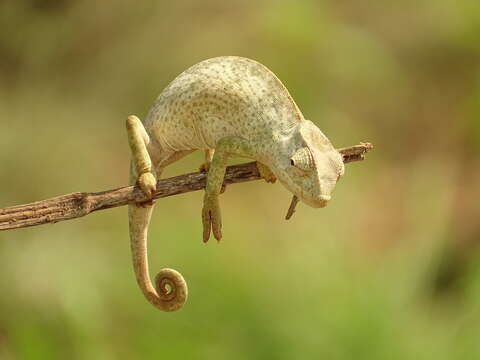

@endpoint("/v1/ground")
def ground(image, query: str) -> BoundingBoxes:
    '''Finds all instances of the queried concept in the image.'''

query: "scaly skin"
[127,56,345,311]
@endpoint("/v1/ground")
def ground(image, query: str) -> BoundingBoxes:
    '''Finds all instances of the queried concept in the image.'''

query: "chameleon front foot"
[202,194,222,242]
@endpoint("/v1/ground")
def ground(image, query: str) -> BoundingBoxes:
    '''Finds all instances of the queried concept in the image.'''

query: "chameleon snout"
[298,193,331,208]
[320,194,331,202]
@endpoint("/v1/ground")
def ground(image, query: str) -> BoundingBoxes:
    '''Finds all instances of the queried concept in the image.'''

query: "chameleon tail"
[128,179,188,312]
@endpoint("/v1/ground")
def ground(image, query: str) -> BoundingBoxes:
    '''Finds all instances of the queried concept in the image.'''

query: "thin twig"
[0,143,373,231]
[285,195,300,220]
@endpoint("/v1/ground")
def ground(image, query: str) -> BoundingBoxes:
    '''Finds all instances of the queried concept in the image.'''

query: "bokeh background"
[1,0,480,359]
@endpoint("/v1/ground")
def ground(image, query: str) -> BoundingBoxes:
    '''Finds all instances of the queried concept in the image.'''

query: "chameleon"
[126,56,345,311]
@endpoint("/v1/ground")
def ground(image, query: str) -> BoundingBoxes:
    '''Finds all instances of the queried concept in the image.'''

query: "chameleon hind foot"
[138,172,157,199]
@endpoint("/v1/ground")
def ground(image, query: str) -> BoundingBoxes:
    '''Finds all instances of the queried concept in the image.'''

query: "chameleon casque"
[127,56,345,311]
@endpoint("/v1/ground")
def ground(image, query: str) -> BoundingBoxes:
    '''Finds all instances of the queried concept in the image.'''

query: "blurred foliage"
[1,0,480,359]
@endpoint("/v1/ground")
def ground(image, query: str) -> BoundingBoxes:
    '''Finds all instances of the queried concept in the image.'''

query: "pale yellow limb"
[202,137,255,243]
[126,115,157,198]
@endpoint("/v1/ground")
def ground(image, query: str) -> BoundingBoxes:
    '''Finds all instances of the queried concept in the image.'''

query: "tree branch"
[0,143,373,231]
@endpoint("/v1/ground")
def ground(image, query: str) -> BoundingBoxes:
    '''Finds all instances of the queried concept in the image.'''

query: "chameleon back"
[144,56,304,152]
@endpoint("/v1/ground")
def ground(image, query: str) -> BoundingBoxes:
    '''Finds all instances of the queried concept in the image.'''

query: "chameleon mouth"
[285,193,330,219]
[304,197,328,208]
[277,175,329,211]
[298,186,330,208]
[300,191,330,208]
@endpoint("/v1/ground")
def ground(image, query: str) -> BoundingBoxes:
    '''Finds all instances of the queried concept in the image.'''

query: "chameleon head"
[274,120,345,208]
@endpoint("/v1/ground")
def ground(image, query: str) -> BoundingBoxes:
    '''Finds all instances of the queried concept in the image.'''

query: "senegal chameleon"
[126,56,345,311]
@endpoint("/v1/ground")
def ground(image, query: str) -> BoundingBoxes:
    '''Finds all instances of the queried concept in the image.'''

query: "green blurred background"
[1,0,480,359]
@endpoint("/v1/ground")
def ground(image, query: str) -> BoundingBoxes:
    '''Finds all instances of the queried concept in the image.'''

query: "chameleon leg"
[126,115,156,198]
[199,148,215,172]
[202,136,255,243]
[257,162,277,183]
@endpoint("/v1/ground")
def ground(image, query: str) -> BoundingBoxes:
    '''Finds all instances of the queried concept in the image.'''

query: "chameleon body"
[127,56,344,311]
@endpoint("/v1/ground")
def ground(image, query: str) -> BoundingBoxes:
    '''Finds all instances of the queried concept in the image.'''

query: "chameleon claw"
[211,211,222,241]
[202,210,211,243]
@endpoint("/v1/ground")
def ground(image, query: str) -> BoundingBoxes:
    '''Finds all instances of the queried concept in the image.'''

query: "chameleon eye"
[290,147,314,171]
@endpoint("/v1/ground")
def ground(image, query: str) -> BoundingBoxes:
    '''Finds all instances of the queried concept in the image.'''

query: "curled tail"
[128,165,188,312]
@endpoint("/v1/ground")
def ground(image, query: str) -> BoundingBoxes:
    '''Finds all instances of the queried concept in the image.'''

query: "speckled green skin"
[127,56,345,311]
